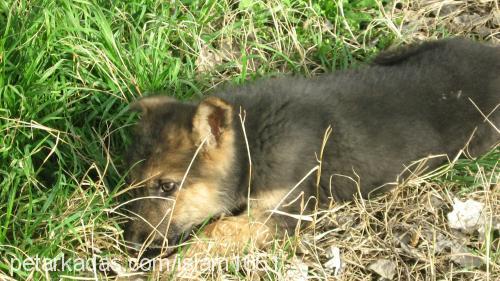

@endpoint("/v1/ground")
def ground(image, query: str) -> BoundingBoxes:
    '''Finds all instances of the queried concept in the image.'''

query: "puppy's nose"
[123,222,146,249]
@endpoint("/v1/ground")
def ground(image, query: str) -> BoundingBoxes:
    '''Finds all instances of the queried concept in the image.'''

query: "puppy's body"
[215,38,499,201]
[124,38,499,257]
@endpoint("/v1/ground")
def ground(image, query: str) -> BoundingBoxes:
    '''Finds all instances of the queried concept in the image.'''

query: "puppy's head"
[122,95,236,257]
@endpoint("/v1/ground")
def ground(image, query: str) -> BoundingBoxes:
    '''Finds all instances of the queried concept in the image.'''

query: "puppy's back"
[372,38,500,68]
[320,38,500,198]
[367,38,499,125]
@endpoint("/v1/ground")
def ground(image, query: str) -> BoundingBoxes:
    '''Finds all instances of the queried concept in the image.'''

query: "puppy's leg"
[173,187,302,258]
[179,212,281,257]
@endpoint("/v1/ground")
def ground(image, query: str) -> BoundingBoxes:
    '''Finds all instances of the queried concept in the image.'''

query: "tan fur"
[164,126,194,151]
[181,214,273,257]
[141,127,195,181]
[129,96,176,114]
[252,188,290,211]
[200,129,235,178]
[193,96,233,148]
[192,104,215,145]
[172,183,226,231]
[176,188,290,257]
[192,97,236,179]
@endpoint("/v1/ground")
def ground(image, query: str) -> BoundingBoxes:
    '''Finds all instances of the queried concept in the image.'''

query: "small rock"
[438,4,460,17]
[323,246,342,276]
[368,259,397,280]
[452,14,481,26]
[447,198,484,233]
[429,194,445,209]
[450,244,484,268]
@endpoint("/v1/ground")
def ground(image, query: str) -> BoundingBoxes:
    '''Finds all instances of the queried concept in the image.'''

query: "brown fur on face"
[123,96,241,257]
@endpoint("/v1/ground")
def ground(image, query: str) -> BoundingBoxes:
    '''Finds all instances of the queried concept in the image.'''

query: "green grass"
[0,0,498,280]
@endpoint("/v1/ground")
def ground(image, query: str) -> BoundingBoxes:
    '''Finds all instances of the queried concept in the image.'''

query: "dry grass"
[66,1,500,280]
[306,159,499,280]
[94,151,499,281]
[391,0,499,43]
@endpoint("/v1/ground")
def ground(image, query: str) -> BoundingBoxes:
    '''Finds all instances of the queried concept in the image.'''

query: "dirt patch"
[392,0,499,43]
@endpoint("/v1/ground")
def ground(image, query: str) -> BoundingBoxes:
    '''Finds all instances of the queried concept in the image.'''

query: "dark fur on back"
[214,38,499,201]
[123,38,499,257]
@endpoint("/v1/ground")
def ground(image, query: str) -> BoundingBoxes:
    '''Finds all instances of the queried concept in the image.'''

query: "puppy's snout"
[122,201,182,257]
[123,218,146,248]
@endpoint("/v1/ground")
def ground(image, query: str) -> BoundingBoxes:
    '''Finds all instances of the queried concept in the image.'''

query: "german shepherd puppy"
[123,38,499,258]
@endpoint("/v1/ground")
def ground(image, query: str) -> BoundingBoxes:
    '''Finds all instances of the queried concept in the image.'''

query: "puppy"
[123,38,499,258]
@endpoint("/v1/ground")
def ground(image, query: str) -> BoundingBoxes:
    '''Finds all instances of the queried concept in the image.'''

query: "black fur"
[215,38,499,204]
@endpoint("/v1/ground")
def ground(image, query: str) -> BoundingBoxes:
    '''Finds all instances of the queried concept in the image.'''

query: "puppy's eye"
[159,181,178,193]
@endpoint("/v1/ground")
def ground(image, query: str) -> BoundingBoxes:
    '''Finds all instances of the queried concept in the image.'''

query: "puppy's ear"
[129,96,177,115]
[192,97,233,147]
